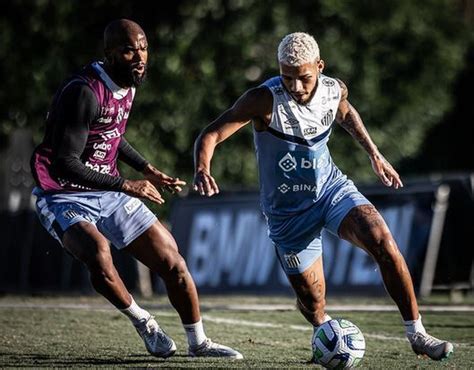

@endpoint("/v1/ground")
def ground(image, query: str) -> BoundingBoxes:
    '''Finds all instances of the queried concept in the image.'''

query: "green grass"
[0,295,472,368]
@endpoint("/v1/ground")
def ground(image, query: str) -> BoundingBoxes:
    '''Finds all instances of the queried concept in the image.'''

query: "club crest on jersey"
[278,153,297,172]
[321,109,334,127]
[284,252,301,269]
[322,78,335,87]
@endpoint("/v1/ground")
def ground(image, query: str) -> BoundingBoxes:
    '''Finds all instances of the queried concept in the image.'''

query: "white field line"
[199,315,472,348]
[0,302,472,312]
[224,304,474,312]
[0,302,471,347]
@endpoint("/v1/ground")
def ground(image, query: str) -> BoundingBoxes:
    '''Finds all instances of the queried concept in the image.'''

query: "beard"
[112,60,147,88]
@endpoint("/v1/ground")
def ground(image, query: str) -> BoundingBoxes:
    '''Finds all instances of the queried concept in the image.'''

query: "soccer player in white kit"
[193,32,452,361]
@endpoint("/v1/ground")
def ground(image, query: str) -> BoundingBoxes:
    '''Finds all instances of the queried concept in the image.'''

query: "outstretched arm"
[335,79,403,189]
[118,138,186,195]
[193,86,271,196]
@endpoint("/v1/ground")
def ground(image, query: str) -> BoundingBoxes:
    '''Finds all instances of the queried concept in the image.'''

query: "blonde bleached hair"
[278,32,320,66]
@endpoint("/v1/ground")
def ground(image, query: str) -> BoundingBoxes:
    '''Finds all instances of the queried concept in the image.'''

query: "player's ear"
[317,59,325,73]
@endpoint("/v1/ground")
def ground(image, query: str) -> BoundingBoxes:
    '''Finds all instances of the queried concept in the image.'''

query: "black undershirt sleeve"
[52,83,125,191]
[118,138,149,172]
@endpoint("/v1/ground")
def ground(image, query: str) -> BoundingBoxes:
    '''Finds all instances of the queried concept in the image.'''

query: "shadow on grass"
[0,351,314,367]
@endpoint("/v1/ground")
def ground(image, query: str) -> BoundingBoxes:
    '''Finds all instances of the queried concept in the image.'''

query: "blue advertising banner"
[170,187,436,295]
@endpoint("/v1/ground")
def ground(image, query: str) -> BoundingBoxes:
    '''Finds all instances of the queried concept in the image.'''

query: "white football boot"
[409,332,453,360]
[188,338,243,359]
[135,315,177,358]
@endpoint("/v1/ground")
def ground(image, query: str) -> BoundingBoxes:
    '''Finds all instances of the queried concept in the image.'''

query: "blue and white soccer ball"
[312,319,366,369]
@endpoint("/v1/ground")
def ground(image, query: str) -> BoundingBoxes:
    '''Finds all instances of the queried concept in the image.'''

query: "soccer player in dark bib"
[31,19,242,360]
[193,32,452,361]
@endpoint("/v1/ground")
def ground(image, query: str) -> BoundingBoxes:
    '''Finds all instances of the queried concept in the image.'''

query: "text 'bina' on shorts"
[272,178,371,275]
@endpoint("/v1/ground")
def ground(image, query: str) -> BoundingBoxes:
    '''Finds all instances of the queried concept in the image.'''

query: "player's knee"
[85,242,114,273]
[162,254,189,283]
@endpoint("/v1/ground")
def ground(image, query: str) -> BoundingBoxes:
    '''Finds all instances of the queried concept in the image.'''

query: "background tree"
[1,0,472,208]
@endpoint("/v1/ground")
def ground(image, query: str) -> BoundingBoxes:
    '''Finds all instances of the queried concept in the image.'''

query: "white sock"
[183,318,207,347]
[120,296,151,326]
[404,314,426,339]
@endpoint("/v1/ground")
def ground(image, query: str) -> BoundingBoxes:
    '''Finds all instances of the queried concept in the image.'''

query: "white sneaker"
[188,338,243,359]
[409,332,453,361]
[135,315,177,358]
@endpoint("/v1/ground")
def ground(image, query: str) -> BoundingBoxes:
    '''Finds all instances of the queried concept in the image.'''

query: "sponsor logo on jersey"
[284,252,301,269]
[97,116,113,124]
[277,183,318,194]
[303,127,318,136]
[115,105,125,124]
[85,161,111,174]
[93,142,112,151]
[278,153,298,172]
[277,183,290,193]
[92,150,106,160]
[284,118,299,128]
[57,177,91,190]
[322,78,335,87]
[124,197,141,215]
[100,128,121,141]
[278,152,328,172]
[100,105,115,116]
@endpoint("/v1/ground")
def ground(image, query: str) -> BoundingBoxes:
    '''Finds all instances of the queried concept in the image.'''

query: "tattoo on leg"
[349,205,383,234]
[310,271,319,286]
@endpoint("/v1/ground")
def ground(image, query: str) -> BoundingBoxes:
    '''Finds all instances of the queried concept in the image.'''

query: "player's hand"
[122,179,165,205]
[193,169,219,197]
[143,164,186,194]
[370,153,403,189]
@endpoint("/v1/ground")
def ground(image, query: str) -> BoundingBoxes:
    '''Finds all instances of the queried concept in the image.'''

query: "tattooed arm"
[335,79,403,189]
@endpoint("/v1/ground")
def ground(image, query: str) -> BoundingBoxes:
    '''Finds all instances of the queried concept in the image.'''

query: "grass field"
[0,295,472,368]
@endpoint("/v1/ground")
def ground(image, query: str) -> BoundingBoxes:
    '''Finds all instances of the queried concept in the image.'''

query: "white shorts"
[33,187,157,249]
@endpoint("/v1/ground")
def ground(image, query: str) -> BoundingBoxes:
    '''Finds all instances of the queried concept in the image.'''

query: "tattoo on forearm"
[339,106,374,154]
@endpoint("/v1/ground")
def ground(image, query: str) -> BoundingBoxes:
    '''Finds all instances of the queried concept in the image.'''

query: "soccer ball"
[312,319,365,369]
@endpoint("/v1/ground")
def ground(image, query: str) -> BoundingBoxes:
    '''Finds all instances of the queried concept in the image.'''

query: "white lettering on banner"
[324,204,415,286]
[187,210,282,287]
[184,203,415,291]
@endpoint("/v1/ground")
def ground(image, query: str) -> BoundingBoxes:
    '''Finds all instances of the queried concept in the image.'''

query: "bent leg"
[287,256,328,326]
[338,204,418,320]
[63,221,132,308]
[125,221,200,324]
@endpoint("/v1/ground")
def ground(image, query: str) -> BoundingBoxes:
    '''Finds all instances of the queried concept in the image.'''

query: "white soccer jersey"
[253,74,344,218]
